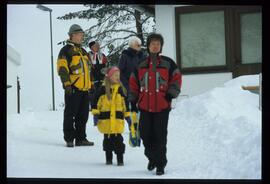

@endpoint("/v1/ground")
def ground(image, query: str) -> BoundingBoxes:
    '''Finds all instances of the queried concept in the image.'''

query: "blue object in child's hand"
[93,115,98,126]
[125,117,132,129]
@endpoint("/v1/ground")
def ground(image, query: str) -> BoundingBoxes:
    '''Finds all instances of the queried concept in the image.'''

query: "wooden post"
[241,86,259,90]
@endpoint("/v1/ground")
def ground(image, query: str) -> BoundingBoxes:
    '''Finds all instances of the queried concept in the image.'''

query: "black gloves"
[131,102,138,113]
[65,85,73,95]
[165,93,173,102]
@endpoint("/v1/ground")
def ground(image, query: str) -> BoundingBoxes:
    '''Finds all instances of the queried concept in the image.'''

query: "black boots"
[66,142,74,147]
[66,139,94,147]
[117,154,124,166]
[147,161,156,171]
[75,139,94,146]
[105,152,124,166]
[105,151,113,165]
[156,167,165,175]
[147,160,165,175]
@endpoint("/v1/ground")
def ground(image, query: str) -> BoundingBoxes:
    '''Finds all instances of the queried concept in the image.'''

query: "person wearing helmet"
[57,24,94,147]
[129,33,182,175]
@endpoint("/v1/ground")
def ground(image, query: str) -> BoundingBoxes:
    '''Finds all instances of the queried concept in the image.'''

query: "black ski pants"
[63,89,90,142]
[139,109,170,169]
[103,134,125,155]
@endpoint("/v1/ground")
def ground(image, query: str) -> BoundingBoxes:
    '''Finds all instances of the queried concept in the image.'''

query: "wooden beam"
[242,86,259,90]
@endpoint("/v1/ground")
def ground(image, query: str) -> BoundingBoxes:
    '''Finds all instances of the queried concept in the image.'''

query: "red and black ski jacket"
[129,55,182,112]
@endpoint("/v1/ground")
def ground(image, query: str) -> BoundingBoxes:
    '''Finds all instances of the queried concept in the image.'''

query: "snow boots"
[156,167,165,175]
[117,154,124,166]
[66,142,74,147]
[105,151,124,166]
[75,139,94,146]
[147,161,156,171]
[66,139,94,147]
[105,151,113,165]
[147,160,164,175]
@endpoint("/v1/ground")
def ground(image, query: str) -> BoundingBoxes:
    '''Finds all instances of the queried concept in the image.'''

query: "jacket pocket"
[157,92,170,110]
[70,75,83,89]
[157,70,168,92]
[70,55,83,74]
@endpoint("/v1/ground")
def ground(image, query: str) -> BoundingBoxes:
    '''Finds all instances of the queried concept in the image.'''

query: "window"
[180,10,226,68]
[175,6,262,77]
[240,12,262,64]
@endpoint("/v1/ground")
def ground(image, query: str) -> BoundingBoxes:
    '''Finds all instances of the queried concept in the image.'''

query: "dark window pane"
[179,11,226,68]
[241,12,262,64]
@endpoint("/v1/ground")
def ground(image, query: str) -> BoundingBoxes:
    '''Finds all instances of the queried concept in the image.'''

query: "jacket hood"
[122,47,143,58]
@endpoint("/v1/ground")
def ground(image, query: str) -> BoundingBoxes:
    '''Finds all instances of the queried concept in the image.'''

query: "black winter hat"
[146,33,164,54]
[89,41,96,48]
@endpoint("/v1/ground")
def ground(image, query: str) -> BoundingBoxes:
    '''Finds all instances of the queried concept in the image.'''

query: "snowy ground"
[7,75,261,179]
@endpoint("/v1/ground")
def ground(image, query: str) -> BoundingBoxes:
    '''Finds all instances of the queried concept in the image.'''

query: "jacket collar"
[148,55,161,65]
[111,83,120,89]
[66,39,82,48]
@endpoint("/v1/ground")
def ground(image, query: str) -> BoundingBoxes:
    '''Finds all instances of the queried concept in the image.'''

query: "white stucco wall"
[7,44,21,114]
[181,73,232,97]
[155,5,233,97]
[155,5,176,61]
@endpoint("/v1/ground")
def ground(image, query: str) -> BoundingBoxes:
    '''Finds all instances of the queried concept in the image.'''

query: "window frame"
[233,6,262,66]
[175,5,261,75]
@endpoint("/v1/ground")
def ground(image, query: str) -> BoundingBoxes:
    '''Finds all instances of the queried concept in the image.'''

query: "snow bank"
[168,74,261,179]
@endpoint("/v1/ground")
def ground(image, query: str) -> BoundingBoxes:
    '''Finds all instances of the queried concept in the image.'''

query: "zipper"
[156,72,160,92]
[145,72,148,92]
[79,50,87,90]
[155,72,160,112]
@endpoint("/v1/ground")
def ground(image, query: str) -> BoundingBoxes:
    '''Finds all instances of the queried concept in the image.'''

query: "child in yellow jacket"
[91,66,131,165]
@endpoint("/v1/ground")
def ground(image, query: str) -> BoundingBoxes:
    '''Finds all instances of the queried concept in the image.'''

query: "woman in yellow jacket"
[91,66,131,166]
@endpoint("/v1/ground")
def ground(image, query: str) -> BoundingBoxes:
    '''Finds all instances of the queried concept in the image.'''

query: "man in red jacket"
[129,33,182,175]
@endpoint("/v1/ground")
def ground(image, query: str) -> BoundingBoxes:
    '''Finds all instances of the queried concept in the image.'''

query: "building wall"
[155,5,177,61]
[7,45,21,114]
[155,5,233,97]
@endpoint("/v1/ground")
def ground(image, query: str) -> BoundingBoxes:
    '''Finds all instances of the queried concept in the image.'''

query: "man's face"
[92,43,100,52]
[71,32,84,44]
[132,41,142,51]
[149,39,161,54]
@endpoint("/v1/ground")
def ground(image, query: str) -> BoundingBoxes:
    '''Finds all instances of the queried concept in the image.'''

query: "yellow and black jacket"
[91,83,130,134]
[57,40,93,91]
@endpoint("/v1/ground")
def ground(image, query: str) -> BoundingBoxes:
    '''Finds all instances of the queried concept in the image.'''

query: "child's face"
[110,71,120,84]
